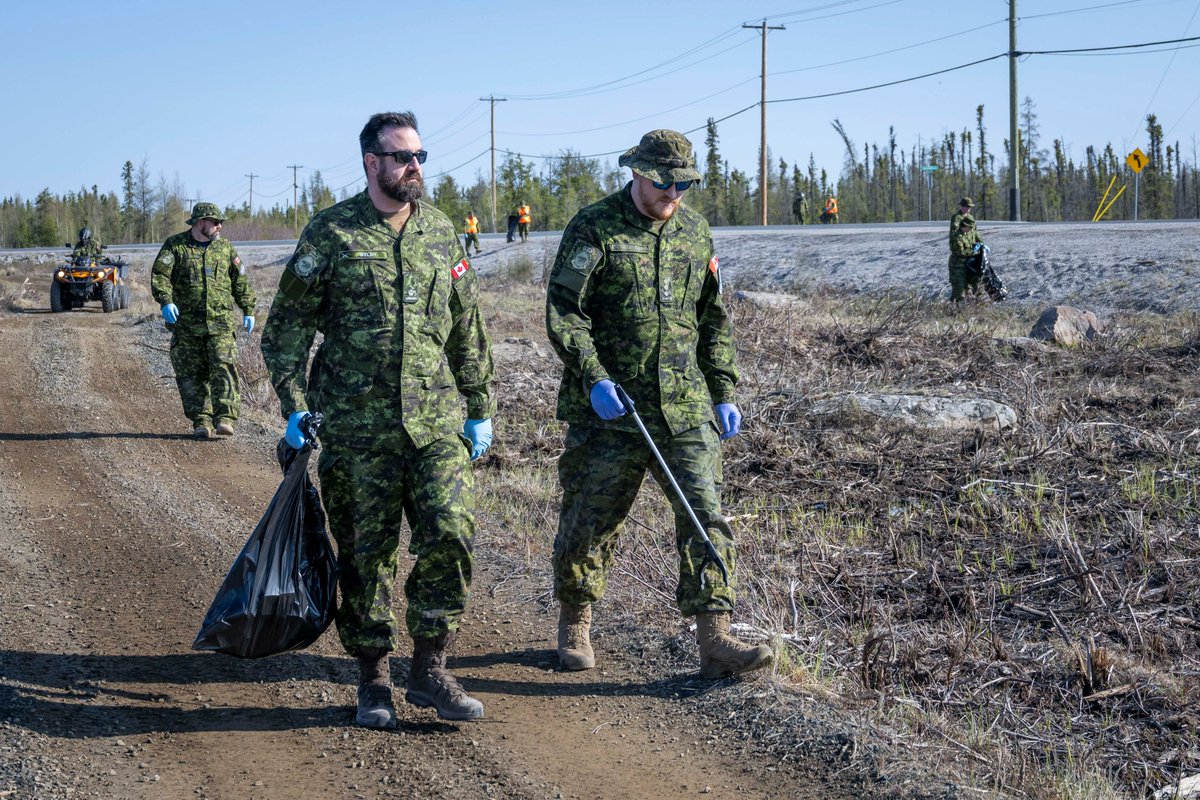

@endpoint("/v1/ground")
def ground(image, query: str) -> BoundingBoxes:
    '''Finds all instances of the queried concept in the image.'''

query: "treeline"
[3,100,1197,248]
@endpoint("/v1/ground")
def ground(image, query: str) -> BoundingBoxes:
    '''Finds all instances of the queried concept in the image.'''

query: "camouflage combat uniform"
[261,191,494,652]
[151,231,255,429]
[546,182,739,616]
[948,216,983,301]
[72,238,103,260]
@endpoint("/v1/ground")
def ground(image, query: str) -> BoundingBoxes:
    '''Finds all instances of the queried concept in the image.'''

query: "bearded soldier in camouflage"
[261,111,495,730]
[151,203,256,439]
[545,129,773,680]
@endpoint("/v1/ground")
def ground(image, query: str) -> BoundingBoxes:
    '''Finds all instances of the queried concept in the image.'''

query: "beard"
[378,165,424,204]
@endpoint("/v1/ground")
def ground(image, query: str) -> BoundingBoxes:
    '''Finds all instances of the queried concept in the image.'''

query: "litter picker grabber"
[612,383,730,592]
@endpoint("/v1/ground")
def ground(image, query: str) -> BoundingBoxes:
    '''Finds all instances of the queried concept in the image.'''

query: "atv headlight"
[56,270,66,279]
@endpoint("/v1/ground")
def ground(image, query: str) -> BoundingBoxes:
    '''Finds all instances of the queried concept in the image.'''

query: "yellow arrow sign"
[1126,148,1148,173]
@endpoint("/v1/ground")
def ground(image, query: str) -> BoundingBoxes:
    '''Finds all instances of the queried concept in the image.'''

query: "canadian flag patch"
[451,258,471,280]
[709,255,723,293]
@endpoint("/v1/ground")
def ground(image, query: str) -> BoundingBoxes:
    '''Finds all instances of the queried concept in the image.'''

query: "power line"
[767,0,909,24]
[767,52,1008,104]
[1017,33,1200,55]
[1021,0,1152,20]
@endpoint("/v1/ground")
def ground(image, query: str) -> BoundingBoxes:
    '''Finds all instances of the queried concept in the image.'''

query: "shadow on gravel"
[0,431,196,442]
[0,649,356,737]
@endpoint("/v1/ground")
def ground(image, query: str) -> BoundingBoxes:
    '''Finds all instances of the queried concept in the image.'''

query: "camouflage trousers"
[518,222,529,242]
[463,232,481,254]
[553,422,737,617]
[948,256,982,302]
[169,330,240,426]
[318,427,475,653]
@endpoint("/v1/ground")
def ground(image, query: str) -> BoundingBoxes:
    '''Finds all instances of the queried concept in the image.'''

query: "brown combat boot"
[214,420,235,436]
[354,647,397,729]
[192,424,211,439]
[696,612,773,679]
[557,603,595,670]
[405,633,483,721]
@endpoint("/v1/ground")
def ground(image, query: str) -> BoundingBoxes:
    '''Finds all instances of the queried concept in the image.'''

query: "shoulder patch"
[451,258,471,280]
[568,243,601,274]
[709,255,723,294]
[159,251,175,267]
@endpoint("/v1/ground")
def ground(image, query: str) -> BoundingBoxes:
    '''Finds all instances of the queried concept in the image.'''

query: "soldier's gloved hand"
[161,303,179,324]
[972,243,983,253]
[285,411,312,450]
[243,315,255,334]
[463,418,493,461]
[715,403,742,440]
[589,379,627,420]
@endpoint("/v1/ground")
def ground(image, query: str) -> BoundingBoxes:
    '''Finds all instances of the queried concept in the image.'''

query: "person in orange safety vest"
[821,195,838,224]
[463,211,481,255]
[517,202,532,242]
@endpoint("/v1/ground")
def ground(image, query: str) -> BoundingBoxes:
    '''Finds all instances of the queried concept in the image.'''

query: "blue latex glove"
[972,242,983,253]
[161,303,179,324]
[285,411,312,449]
[463,418,493,461]
[243,315,255,334]
[589,379,627,420]
[715,403,742,440]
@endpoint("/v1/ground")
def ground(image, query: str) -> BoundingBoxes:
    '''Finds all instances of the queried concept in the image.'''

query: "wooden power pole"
[1008,0,1021,221]
[244,173,259,219]
[744,19,785,226]
[480,95,507,233]
[287,164,304,234]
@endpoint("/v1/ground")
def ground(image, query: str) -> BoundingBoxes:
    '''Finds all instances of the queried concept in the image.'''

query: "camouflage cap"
[186,202,226,225]
[618,129,702,184]
[960,214,976,227]
[959,197,975,208]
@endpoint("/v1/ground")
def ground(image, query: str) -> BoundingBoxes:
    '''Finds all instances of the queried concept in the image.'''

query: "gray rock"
[1029,305,1102,346]
[810,392,1017,432]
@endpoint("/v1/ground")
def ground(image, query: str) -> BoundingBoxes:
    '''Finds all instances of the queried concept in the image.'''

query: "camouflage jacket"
[71,239,103,260]
[949,212,965,235]
[546,182,737,436]
[261,191,495,449]
[949,225,983,263]
[150,232,255,336]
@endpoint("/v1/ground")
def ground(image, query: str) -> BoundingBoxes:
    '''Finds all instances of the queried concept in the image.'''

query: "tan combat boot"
[405,633,483,721]
[557,603,595,671]
[354,647,397,729]
[696,612,773,679]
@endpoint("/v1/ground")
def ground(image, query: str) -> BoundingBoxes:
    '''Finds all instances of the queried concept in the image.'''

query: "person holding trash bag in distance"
[262,111,496,730]
[544,128,773,679]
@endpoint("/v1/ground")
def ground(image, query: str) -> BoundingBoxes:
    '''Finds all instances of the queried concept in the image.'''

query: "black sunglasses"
[373,149,428,166]
[651,179,696,192]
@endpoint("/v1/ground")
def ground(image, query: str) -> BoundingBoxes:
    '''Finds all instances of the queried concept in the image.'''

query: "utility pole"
[287,165,304,234]
[744,19,785,226]
[480,95,507,233]
[245,173,260,220]
[1008,0,1021,221]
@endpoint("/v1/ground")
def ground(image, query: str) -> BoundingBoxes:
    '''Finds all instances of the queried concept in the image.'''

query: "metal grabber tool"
[612,384,730,592]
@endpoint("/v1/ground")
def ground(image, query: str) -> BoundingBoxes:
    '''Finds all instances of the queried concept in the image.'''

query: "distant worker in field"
[948,213,984,301]
[791,192,807,225]
[463,210,482,255]
[151,202,256,440]
[821,194,838,224]
[262,110,495,730]
[517,201,532,242]
[71,227,103,259]
[950,197,973,234]
[545,128,773,680]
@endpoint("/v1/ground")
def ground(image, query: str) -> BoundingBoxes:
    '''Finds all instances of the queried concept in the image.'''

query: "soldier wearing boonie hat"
[150,201,256,438]
[545,129,773,681]
[950,196,974,234]
[948,211,985,301]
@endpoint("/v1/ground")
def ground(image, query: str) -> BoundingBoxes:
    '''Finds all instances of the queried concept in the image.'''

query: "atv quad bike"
[51,246,130,313]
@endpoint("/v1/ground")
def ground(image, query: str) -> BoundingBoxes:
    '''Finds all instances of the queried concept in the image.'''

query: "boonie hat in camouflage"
[961,214,976,227]
[618,129,702,184]
[959,197,975,208]
[186,201,227,225]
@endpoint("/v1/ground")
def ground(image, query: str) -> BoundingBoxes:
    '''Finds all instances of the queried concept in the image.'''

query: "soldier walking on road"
[791,192,807,225]
[262,111,496,730]
[545,129,773,680]
[151,202,256,439]
[948,213,984,301]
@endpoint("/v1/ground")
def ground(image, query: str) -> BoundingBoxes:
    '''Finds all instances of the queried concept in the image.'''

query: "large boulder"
[1029,306,1102,346]
[810,393,1017,432]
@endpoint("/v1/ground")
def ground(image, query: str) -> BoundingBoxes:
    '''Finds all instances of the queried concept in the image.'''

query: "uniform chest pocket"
[331,253,391,325]
[605,244,656,320]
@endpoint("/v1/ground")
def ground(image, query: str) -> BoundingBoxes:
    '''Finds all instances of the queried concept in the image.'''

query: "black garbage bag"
[193,422,337,658]
[966,244,1009,301]
[506,213,518,243]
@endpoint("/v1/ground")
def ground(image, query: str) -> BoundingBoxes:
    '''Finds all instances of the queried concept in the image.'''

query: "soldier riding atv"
[50,242,130,313]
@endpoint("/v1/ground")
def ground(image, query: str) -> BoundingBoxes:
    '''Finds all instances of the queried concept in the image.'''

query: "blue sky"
[4,0,1199,210]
